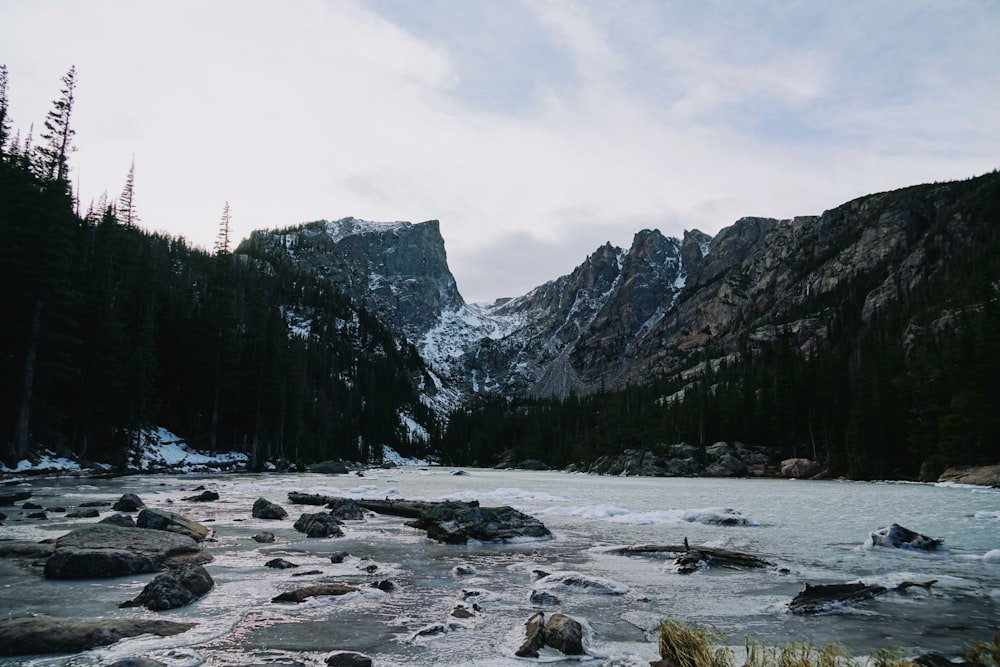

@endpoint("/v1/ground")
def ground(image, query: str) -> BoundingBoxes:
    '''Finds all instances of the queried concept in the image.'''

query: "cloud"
[2,0,998,304]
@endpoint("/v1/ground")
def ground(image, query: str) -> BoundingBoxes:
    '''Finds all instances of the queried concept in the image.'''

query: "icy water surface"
[1,469,998,666]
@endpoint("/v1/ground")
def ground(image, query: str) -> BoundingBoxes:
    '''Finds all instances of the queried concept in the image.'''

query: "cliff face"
[242,172,1000,410]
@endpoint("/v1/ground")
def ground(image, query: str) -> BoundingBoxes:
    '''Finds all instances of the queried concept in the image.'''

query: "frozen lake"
[1,468,998,665]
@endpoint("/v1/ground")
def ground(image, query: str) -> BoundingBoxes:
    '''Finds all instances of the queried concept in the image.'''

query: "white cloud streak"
[2,0,998,302]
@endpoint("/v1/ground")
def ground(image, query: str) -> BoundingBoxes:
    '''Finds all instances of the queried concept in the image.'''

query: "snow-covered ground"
[1,428,431,476]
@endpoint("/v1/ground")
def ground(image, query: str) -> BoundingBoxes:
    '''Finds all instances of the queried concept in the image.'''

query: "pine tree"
[0,64,11,158]
[36,66,77,184]
[214,201,231,255]
[118,157,138,228]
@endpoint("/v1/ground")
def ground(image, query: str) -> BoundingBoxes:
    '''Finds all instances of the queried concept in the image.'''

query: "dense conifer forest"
[441,172,1000,479]
[2,67,998,479]
[0,67,437,470]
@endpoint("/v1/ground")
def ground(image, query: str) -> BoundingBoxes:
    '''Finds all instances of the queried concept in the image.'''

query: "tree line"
[0,66,438,469]
[441,172,1000,479]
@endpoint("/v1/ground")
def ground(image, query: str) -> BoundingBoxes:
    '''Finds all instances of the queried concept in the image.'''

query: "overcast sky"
[3,1,998,302]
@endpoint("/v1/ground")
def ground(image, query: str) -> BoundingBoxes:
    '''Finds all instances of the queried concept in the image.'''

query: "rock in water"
[183,490,219,502]
[137,508,210,541]
[120,563,214,610]
[112,493,145,512]
[252,497,288,519]
[293,512,344,538]
[404,502,552,544]
[327,498,365,520]
[0,617,193,656]
[272,583,358,603]
[45,524,211,580]
[325,652,373,667]
[870,523,943,550]
[544,613,585,655]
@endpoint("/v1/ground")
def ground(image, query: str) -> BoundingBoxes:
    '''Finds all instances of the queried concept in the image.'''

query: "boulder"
[45,523,211,579]
[704,453,748,477]
[252,497,288,519]
[404,502,552,544]
[100,513,137,528]
[112,493,145,512]
[137,508,210,541]
[870,523,942,550]
[293,512,344,538]
[308,460,349,474]
[781,458,823,478]
[22,501,43,510]
[66,508,100,518]
[45,548,156,579]
[0,491,31,506]
[0,616,193,656]
[183,490,219,502]
[329,551,349,563]
[252,532,275,543]
[120,563,214,610]
[327,498,364,521]
[265,558,299,569]
[515,612,547,658]
[514,612,586,658]
[272,582,358,603]
[938,464,1000,488]
[544,613,585,655]
[326,652,373,667]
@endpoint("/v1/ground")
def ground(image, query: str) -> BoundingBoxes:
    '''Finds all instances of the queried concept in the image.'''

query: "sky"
[2,1,998,303]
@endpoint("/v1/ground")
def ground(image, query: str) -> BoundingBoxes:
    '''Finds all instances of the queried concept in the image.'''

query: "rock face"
[137,508,210,542]
[247,174,1000,414]
[120,563,214,610]
[404,502,552,544]
[0,617,194,656]
[44,524,211,579]
[252,497,288,519]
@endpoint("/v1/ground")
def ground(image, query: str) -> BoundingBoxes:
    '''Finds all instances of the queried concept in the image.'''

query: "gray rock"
[327,498,364,521]
[308,460,349,474]
[100,513,136,527]
[329,551,349,563]
[66,508,100,518]
[0,616,193,656]
[137,508,210,541]
[107,659,168,667]
[781,458,823,478]
[544,613,585,655]
[252,531,275,543]
[22,502,43,510]
[326,652,373,667]
[183,490,219,502]
[47,523,211,579]
[272,582,358,603]
[0,491,31,506]
[252,497,288,519]
[120,563,214,610]
[870,523,943,550]
[112,493,145,512]
[293,512,344,538]
[404,502,551,544]
[45,548,156,579]
[265,558,299,569]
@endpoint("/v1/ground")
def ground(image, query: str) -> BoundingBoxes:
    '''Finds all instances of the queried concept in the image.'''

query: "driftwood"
[789,580,937,614]
[610,542,773,573]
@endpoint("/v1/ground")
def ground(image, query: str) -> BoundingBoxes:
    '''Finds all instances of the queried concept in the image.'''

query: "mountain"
[247,172,999,419]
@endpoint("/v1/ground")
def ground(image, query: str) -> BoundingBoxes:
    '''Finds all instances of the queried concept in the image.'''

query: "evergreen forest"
[0,66,438,470]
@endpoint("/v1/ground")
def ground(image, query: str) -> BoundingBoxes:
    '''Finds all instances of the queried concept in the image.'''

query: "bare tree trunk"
[13,299,43,460]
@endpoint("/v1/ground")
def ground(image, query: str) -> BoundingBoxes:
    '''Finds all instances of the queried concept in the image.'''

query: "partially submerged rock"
[293,512,344,538]
[272,582,358,603]
[112,493,145,512]
[403,502,552,544]
[515,612,586,658]
[120,563,214,610]
[183,490,219,502]
[0,616,193,656]
[326,652,373,667]
[137,508,210,542]
[252,497,288,519]
[789,580,937,614]
[327,498,364,521]
[0,491,32,506]
[870,523,942,550]
[44,523,211,579]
